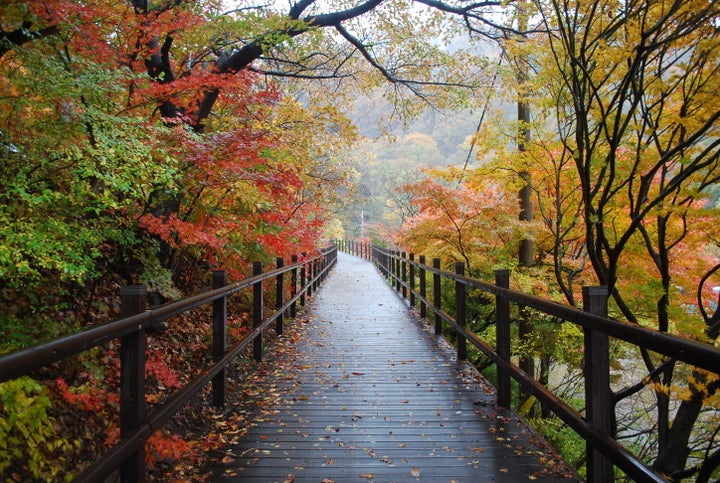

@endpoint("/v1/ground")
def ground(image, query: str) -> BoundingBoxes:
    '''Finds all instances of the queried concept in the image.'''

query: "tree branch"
[0,23,60,58]
[613,358,675,403]
[189,0,509,128]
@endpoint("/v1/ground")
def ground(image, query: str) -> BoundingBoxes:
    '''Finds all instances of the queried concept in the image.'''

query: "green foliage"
[0,377,74,481]
[0,313,66,355]
[514,313,584,370]
[136,243,182,301]
[530,415,587,479]
[0,315,37,353]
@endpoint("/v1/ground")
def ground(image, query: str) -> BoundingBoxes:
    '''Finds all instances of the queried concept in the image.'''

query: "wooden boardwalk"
[208,252,577,482]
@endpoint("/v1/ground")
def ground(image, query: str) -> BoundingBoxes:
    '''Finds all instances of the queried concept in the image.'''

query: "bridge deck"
[208,252,577,482]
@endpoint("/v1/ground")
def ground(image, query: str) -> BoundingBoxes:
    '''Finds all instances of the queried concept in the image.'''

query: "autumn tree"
[0,0,519,476]
[532,0,720,478]
[398,168,524,276]
[393,0,720,476]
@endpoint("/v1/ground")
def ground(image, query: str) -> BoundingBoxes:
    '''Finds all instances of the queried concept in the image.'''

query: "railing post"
[300,255,307,307]
[313,257,319,291]
[320,253,325,282]
[212,271,227,407]
[495,269,511,408]
[253,262,264,362]
[276,257,284,336]
[306,254,313,298]
[433,258,442,335]
[409,253,416,308]
[120,285,147,483]
[419,255,427,318]
[583,286,613,483]
[389,252,395,285]
[455,262,467,361]
[395,251,402,292]
[401,252,408,299]
[291,255,298,318]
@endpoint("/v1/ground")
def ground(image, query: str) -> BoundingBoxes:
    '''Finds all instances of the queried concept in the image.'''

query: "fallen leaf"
[282,474,295,483]
[221,456,236,464]
[411,467,421,477]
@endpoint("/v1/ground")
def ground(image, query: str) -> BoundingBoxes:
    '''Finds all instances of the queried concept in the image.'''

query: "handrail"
[0,247,335,382]
[363,243,720,483]
[0,245,338,481]
[424,263,720,373]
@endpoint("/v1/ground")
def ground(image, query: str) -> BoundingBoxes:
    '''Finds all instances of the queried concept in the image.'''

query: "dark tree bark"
[0,23,59,58]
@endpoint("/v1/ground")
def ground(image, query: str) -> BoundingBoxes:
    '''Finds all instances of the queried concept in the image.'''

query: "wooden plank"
[208,252,578,482]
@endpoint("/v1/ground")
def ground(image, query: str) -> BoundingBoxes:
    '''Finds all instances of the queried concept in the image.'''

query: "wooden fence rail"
[0,245,337,482]
[337,238,371,260]
[345,242,720,483]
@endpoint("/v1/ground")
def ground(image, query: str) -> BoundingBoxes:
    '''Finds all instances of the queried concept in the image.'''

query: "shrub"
[0,376,73,481]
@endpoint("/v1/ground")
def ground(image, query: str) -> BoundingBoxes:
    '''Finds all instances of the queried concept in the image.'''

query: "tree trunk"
[653,369,720,478]
[652,397,702,478]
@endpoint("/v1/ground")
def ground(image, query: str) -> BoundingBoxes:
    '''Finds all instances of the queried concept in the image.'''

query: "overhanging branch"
[0,23,60,58]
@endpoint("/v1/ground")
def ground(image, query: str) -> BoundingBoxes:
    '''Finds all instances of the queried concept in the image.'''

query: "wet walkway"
[208,252,577,482]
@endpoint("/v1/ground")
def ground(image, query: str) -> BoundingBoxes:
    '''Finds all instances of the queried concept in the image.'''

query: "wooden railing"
[0,245,337,482]
[358,243,720,483]
[336,238,371,260]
